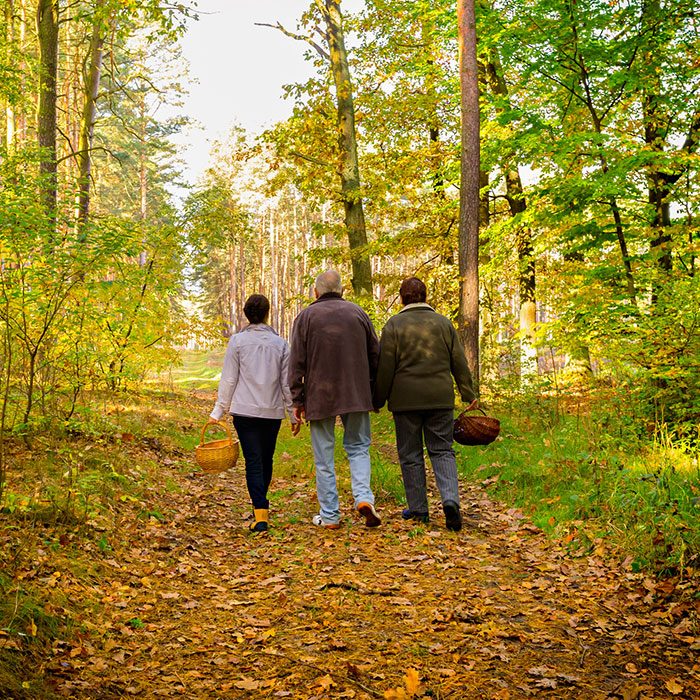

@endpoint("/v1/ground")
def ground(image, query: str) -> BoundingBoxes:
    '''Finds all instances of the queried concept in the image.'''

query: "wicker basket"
[195,420,239,473]
[453,407,501,446]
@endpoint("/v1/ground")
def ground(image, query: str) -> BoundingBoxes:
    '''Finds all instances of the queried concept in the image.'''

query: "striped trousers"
[393,409,460,514]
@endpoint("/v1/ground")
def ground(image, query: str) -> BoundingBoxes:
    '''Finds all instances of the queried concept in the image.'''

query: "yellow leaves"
[405,669,421,695]
[384,668,422,699]
[314,674,334,691]
[234,678,261,691]
[665,677,684,695]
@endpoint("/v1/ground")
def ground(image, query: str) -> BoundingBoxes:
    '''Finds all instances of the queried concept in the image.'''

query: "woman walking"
[209,294,299,532]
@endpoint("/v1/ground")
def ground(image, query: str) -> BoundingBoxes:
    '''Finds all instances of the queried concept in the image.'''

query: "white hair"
[314,270,343,295]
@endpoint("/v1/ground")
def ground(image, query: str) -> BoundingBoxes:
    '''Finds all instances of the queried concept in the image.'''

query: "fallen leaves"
[384,668,422,699]
[665,677,684,695]
[5,390,699,699]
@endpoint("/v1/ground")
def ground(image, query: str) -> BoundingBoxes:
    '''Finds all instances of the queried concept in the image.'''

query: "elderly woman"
[210,294,299,533]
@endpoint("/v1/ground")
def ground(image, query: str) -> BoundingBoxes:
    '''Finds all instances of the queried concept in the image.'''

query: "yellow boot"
[250,508,269,533]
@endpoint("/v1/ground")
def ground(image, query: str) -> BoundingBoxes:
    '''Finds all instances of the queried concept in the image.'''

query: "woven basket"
[195,420,239,473]
[453,407,501,446]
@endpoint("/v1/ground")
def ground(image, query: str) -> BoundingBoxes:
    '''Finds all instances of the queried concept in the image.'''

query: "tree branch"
[255,21,329,61]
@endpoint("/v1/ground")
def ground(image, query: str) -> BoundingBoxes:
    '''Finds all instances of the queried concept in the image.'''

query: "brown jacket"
[288,293,380,421]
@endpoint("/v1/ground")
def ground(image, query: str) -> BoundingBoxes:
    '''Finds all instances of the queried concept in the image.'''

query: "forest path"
[50,401,698,699]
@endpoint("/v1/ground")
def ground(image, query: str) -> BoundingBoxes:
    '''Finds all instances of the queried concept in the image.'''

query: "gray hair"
[314,270,342,296]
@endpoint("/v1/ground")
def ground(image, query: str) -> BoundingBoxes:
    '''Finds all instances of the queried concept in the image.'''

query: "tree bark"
[4,0,16,149]
[316,0,372,296]
[36,0,59,221]
[486,52,537,376]
[76,0,109,231]
[457,0,480,390]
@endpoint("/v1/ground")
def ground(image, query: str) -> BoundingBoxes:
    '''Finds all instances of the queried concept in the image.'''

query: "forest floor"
[2,387,699,700]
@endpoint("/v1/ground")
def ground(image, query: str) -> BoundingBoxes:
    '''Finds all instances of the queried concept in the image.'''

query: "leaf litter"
[5,392,699,699]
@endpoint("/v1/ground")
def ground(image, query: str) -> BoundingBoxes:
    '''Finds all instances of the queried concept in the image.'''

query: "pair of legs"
[393,409,461,527]
[309,411,376,525]
[232,415,282,510]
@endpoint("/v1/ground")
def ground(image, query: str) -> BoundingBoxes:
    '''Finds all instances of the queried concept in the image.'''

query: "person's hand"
[208,417,220,424]
[465,399,479,412]
[293,405,306,424]
[291,421,301,436]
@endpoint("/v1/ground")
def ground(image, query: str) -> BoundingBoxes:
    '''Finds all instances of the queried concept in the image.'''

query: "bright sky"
[174,0,363,185]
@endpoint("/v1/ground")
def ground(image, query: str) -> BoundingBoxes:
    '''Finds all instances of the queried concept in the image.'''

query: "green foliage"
[456,395,699,575]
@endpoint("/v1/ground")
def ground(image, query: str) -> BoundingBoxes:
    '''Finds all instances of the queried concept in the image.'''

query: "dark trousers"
[393,409,460,514]
[232,415,282,510]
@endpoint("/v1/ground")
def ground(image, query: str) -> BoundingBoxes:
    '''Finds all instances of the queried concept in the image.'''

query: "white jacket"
[210,324,296,422]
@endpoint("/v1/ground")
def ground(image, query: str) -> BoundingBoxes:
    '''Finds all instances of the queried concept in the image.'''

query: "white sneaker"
[312,514,341,529]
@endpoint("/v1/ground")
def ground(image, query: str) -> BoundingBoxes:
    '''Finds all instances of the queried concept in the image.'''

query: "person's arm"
[449,324,477,404]
[366,317,380,386]
[210,336,240,420]
[373,322,396,409]
[287,314,306,412]
[279,342,300,434]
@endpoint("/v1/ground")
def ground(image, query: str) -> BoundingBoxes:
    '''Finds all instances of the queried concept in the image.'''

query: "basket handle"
[457,405,488,419]
[200,420,232,446]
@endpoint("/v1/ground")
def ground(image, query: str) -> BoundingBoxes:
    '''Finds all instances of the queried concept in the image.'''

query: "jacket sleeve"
[287,314,306,407]
[366,316,380,384]
[373,322,396,409]
[210,335,240,420]
[279,341,298,422]
[449,325,477,403]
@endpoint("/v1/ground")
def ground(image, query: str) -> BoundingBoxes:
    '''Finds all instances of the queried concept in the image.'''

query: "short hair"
[399,277,427,305]
[243,294,270,324]
[315,270,343,296]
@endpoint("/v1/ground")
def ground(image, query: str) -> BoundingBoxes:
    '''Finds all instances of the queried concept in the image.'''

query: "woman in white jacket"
[210,295,299,532]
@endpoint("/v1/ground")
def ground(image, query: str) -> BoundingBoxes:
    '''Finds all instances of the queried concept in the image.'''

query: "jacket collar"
[242,323,278,335]
[313,292,343,303]
[399,302,434,313]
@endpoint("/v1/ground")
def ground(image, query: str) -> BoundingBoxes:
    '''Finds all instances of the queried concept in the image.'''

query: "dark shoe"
[249,520,268,533]
[442,501,462,532]
[358,502,382,527]
[401,508,429,523]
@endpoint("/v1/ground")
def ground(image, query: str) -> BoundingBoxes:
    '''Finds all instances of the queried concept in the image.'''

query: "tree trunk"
[486,52,538,377]
[4,0,16,149]
[36,0,59,221]
[76,0,108,231]
[457,0,480,390]
[317,0,372,296]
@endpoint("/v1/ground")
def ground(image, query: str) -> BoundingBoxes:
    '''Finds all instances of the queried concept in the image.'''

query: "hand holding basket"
[195,420,239,473]
[453,404,500,446]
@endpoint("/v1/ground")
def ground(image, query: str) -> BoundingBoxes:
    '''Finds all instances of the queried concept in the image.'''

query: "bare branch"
[288,150,332,168]
[255,21,329,61]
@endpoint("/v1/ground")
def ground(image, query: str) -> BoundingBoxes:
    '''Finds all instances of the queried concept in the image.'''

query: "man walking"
[288,270,381,529]
[373,277,476,531]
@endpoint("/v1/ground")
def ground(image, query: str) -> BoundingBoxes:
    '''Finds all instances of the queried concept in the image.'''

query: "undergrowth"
[1,353,698,696]
[456,389,700,578]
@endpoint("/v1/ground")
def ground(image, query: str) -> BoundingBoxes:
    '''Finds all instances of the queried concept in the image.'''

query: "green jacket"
[373,304,476,412]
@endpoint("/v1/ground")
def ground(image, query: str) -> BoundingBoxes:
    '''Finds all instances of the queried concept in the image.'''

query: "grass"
[455,399,700,577]
[2,350,697,698]
[167,349,699,576]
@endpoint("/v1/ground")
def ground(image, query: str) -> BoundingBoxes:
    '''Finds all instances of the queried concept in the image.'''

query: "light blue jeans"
[309,411,374,524]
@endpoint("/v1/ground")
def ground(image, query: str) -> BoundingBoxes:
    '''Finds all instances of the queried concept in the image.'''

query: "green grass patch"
[162,349,225,390]
[456,404,700,576]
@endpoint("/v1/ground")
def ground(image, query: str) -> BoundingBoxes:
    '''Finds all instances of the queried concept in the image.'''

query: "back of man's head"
[315,270,343,296]
[399,277,427,305]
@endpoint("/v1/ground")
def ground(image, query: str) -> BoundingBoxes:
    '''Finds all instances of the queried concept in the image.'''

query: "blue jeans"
[232,415,282,510]
[309,412,374,524]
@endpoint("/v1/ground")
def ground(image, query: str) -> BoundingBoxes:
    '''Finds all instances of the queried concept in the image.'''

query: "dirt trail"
[49,446,698,699]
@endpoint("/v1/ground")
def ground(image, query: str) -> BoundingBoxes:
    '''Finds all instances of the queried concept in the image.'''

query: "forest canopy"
[0,0,698,467]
